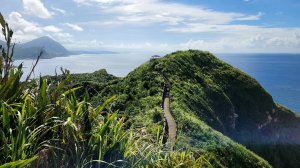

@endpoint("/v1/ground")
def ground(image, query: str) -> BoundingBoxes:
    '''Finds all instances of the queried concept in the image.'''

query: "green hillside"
[88,50,300,168]
[2,11,299,168]
[3,14,241,168]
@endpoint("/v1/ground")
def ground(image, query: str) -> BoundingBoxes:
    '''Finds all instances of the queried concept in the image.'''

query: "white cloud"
[8,12,42,34]
[73,0,92,6]
[52,7,66,15]
[8,12,43,41]
[74,0,260,25]
[171,29,300,53]
[165,23,300,41]
[62,39,103,49]
[52,33,73,39]
[80,20,123,26]
[64,23,84,31]
[164,23,299,53]
[74,0,121,6]
[97,42,163,53]
[23,0,52,19]
[109,0,242,25]
[43,25,62,33]
[166,24,266,33]
[5,0,297,53]
[236,12,264,21]
[6,12,74,44]
[72,0,270,53]
[94,27,300,53]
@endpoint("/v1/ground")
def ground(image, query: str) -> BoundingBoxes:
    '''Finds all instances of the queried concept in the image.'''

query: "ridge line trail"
[162,76,177,144]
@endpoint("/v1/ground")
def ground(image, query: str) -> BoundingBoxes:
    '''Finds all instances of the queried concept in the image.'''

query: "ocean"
[14,53,300,114]
[218,53,300,114]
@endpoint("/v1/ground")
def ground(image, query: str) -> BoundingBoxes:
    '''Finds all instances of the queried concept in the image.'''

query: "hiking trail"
[162,76,177,145]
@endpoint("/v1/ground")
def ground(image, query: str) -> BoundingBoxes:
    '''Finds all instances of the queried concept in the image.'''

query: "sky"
[0,0,300,53]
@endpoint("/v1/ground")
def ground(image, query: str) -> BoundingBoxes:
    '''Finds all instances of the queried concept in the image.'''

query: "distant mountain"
[12,36,70,59]
[22,36,69,55]
[1,36,117,59]
[0,36,117,59]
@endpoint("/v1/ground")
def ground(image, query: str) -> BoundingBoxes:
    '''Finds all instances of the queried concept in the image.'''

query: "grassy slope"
[89,51,273,168]
[154,50,300,168]
[72,50,300,167]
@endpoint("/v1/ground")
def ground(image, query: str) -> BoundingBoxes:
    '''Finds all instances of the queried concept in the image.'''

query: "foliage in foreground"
[0,13,219,167]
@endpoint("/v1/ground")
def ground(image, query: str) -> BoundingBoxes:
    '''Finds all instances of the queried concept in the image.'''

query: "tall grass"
[0,13,217,167]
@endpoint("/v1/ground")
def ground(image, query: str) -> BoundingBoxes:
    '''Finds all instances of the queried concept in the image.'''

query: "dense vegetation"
[89,50,300,168]
[90,53,272,167]
[2,11,300,167]
[0,13,226,167]
[154,51,300,168]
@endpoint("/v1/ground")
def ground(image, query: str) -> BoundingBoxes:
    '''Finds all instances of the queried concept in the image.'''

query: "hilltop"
[72,50,300,168]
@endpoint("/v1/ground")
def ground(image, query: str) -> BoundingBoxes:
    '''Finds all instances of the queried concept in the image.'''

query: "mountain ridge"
[76,50,300,168]
[0,36,70,59]
[20,36,69,56]
[0,36,117,59]
[66,65,271,168]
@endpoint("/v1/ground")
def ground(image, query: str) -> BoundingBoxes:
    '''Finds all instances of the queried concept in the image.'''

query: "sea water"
[218,53,300,114]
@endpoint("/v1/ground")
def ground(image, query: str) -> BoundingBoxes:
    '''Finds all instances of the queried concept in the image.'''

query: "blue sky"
[1,0,300,53]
